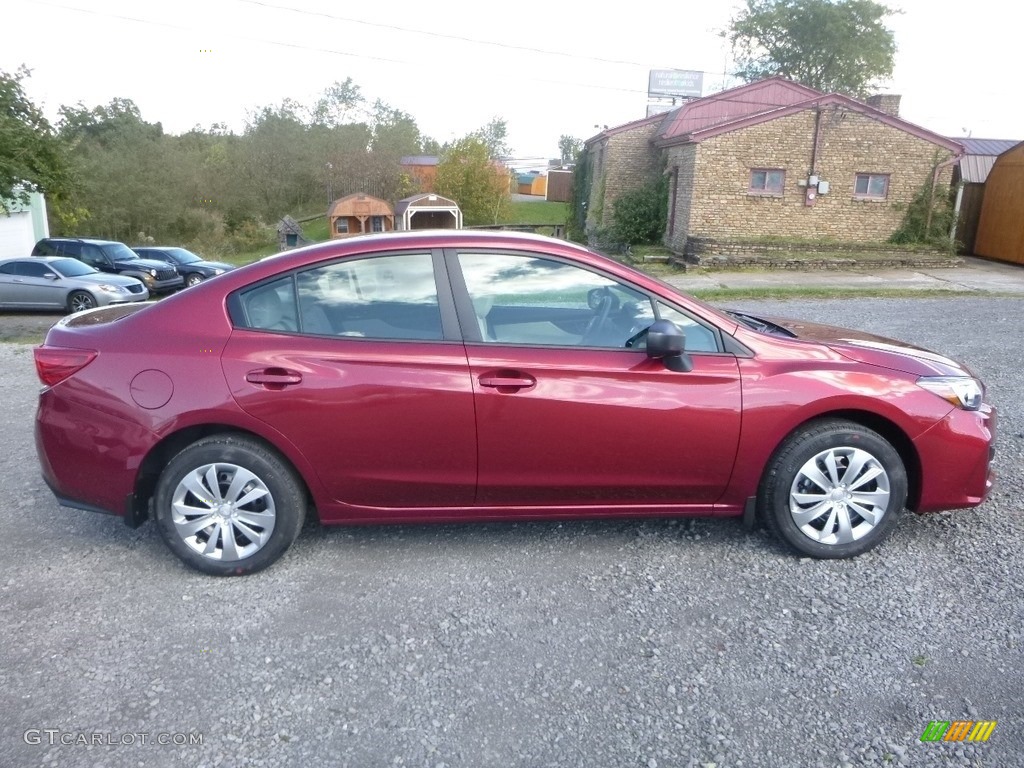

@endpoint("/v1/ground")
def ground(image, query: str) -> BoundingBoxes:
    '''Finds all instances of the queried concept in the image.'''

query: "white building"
[0,192,50,258]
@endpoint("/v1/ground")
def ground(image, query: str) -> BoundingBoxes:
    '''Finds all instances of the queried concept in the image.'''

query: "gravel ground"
[0,297,1021,768]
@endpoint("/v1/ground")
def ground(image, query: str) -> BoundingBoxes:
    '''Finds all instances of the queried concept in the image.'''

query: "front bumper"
[914,402,996,512]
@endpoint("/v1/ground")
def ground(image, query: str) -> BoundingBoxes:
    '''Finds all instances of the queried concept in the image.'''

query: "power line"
[235,0,677,69]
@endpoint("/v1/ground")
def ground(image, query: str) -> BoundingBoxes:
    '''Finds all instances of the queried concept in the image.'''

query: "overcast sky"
[4,0,1021,169]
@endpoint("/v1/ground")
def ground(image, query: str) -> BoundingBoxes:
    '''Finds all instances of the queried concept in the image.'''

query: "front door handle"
[478,371,536,391]
[246,368,302,389]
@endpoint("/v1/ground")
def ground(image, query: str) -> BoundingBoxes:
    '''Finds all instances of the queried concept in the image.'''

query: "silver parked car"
[0,256,149,312]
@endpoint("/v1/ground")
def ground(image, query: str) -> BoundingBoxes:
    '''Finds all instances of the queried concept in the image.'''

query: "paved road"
[665,256,1024,294]
[1,297,1021,768]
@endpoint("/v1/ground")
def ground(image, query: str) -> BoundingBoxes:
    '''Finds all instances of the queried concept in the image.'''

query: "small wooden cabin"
[395,193,462,230]
[974,141,1024,265]
[276,216,308,250]
[328,193,395,239]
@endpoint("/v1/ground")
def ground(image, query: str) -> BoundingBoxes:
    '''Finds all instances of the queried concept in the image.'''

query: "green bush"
[609,174,668,246]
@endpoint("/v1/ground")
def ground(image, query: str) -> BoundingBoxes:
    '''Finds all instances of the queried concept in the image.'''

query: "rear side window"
[295,253,442,340]
[237,277,299,333]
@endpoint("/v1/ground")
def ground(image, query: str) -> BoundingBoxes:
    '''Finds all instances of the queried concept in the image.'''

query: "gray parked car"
[0,257,149,312]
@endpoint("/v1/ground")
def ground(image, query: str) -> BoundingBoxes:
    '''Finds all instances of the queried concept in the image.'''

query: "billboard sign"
[648,69,703,99]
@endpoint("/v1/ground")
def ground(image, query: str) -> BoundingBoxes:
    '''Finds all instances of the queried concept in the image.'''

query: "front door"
[452,251,742,508]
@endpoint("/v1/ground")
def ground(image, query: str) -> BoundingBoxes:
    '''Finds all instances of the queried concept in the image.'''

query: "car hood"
[197,260,235,271]
[756,315,974,378]
[74,273,142,288]
[114,257,173,272]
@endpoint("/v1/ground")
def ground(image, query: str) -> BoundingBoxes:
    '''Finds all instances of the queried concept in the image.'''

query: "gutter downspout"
[926,154,963,235]
[950,182,965,247]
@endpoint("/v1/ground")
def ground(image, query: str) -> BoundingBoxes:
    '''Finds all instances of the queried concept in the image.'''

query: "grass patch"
[0,332,47,345]
[300,215,330,242]
[506,200,568,225]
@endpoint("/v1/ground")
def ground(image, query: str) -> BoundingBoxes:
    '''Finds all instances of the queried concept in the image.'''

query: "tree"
[473,117,511,160]
[0,66,76,218]
[310,78,365,128]
[435,136,510,225]
[557,135,582,166]
[725,0,897,96]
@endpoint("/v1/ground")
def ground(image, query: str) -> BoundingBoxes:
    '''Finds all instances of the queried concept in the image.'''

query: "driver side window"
[457,252,654,348]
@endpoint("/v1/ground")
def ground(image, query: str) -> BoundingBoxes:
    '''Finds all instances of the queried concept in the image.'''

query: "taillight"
[34,346,97,387]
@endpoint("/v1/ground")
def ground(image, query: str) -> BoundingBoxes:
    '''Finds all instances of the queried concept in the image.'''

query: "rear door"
[0,260,66,308]
[221,249,478,512]
[450,249,742,508]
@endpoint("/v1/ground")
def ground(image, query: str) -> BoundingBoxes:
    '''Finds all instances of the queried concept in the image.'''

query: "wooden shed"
[546,169,573,203]
[952,139,1019,255]
[395,193,462,230]
[516,172,547,197]
[328,193,395,238]
[974,141,1024,265]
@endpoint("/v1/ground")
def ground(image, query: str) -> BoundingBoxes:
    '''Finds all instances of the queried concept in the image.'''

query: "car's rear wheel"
[185,273,203,287]
[759,420,907,558]
[67,291,96,313]
[153,434,306,576]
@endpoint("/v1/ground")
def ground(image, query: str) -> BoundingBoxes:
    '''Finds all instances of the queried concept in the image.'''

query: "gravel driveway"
[1,297,1021,768]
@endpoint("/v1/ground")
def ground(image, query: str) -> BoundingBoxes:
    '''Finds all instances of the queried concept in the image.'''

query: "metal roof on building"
[954,138,1021,183]
[958,138,1020,156]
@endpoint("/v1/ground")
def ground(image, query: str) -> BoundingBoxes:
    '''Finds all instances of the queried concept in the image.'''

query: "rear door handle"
[246,368,302,389]
[479,372,536,391]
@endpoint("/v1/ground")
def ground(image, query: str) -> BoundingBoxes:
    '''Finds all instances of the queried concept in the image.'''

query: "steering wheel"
[581,288,617,345]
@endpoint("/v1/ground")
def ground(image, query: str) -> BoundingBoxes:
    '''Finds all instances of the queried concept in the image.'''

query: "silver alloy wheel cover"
[71,294,94,312]
[170,462,276,561]
[187,274,202,286]
[788,446,891,545]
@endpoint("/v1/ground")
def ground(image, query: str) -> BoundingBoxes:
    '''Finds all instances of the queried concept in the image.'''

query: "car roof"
[42,237,121,246]
[2,255,66,264]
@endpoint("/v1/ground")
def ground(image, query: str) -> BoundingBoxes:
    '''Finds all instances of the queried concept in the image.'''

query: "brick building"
[581,78,964,256]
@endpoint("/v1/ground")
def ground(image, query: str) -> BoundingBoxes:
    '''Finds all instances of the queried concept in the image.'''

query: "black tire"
[153,434,306,576]
[185,273,204,287]
[67,290,96,313]
[758,419,907,559]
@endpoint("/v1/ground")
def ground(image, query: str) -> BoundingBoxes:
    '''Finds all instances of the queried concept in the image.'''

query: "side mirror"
[43,272,59,280]
[645,319,692,372]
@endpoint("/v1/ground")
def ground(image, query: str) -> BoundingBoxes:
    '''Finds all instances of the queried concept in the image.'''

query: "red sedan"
[33,231,995,575]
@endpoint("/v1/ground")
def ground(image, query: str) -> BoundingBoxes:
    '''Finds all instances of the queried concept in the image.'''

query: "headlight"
[917,376,984,411]
[149,268,157,277]
[96,284,123,294]
[212,269,224,275]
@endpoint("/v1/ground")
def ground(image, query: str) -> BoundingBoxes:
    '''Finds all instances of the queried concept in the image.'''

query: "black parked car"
[32,238,184,294]
[132,246,235,288]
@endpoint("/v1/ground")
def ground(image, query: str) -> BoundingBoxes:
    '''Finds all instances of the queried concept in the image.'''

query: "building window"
[335,219,349,234]
[371,216,384,233]
[749,169,785,195]
[854,173,889,199]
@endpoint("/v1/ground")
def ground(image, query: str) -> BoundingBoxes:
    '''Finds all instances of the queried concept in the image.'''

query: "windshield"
[105,243,140,261]
[51,258,97,277]
[165,248,202,264]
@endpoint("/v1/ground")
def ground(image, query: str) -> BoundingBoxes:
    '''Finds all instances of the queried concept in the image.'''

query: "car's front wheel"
[67,290,96,313]
[153,434,306,575]
[759,420,907,558]
[185,273,204,287]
